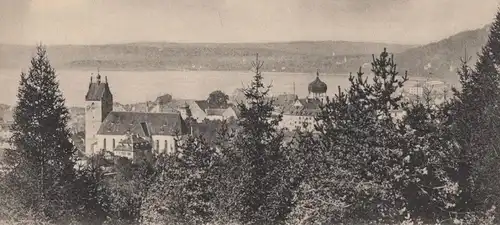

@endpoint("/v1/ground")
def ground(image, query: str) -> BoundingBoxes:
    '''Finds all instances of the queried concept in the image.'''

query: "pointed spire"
[293,81,296,95]
[316,69,320,77]
[105,76,108,83]
[96,68,101,84]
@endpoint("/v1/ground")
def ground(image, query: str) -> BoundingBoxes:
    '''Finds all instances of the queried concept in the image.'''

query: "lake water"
[0,69,430,107]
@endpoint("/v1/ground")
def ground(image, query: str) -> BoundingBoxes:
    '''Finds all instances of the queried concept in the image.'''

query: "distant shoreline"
[0,67,353,77]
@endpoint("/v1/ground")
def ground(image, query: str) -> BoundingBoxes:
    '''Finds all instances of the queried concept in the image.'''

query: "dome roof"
[308,71,327,94]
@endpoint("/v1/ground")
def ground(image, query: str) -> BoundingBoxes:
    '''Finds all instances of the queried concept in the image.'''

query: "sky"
[0,0,499,45]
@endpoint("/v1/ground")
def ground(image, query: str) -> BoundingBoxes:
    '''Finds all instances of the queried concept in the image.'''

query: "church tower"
[308,70,328,102]
[84,72,113,155]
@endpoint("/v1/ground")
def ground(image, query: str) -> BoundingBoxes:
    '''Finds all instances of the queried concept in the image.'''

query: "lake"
[0,69,431,107]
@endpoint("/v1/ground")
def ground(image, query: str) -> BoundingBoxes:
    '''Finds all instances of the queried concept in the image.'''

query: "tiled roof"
[271,94,298,107]
[206,108,227,116]
[150,104,179,113]
[85,83,111,101]
[297,98,322,109]
[194,100,239,116]
[97,111,188,136]
[115,134,152,151]
[119,134,150,145]
[283,98,322,116]
[194,100,220,111]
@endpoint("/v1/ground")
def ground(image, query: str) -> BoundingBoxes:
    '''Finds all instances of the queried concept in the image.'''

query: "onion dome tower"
[308,70,327,100]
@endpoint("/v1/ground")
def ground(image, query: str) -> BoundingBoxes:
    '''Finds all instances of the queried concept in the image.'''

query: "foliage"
[155,94,173,105]
[1,45,84,224]
[6,16,500,224]
[288,49,463,224]
[214,54,296,225]
[443,10,500,219]
[207,90,230,108]
[141,135,219,225]
[104,156,157,225]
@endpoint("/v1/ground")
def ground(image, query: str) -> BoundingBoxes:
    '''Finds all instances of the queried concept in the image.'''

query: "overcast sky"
[0,0,499,45]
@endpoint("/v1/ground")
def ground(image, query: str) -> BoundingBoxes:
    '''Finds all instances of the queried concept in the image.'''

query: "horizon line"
[0,24,489,48]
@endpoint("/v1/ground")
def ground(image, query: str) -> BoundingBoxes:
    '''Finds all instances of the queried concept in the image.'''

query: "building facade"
[277,71,327,132]
[85,73,188,157]
[84,74,113,155]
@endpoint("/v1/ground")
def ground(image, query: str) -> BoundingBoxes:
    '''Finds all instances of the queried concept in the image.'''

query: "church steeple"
[84,70,114,156]
[96,68,102,84]
[308,69,328,97]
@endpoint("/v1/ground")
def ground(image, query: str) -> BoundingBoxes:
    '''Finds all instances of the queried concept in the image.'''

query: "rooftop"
[97,111,188,136]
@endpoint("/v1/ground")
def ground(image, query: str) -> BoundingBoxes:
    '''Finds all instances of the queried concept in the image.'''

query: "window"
[156,140,160,150]
[164,140,168,150]
[103,138,106,150]
[112,139,115,149]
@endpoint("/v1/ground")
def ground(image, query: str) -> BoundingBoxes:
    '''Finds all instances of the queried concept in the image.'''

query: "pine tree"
[4,45,79,223]
[447,11,500,214]
[216,54,294,224]
[399,88,460,222]
[140,135,219,225]
[290,49,424,224]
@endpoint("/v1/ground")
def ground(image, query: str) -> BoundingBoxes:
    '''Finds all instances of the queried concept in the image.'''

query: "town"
[1,1,499,225]
[0,69,451,162]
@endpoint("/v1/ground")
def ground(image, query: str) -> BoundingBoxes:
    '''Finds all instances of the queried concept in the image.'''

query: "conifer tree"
[447,11,500,214]
[217,54,294,224]
[4,45,79,223]
[289,49,452,224]
[140,135,219,225]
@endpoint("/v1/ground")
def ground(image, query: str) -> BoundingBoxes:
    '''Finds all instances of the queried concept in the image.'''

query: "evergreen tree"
[140,135,219,225]
[289,49,456,224]
[399,88,460,222]
[446,13,500,214]
[105,156,157,225]
[73,153,112,225]
[217,54,294,224]
[4,45,79,223]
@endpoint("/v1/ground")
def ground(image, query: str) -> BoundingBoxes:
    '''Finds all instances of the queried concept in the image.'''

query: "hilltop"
[0,26,491,81]
[0,41,413,73]
[395,25,490,81]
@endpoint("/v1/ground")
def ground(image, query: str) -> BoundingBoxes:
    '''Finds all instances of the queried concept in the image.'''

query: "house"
[112,133,153,160]
[275,71,328,132]
[84,73,189,157]
[185,100,240,122]
[280,98,322,132]
[269,93,298,114]
[95,111,187,155]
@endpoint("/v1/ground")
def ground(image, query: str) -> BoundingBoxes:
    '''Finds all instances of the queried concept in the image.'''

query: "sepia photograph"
[1,0,500,224]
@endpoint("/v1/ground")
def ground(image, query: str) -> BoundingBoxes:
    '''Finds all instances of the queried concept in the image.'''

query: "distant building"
[307,70,328,102]
[403,79,451,104]
[95,111,187,155]
[269,93,298,114]
[185,100,240,122]
[113,133,153,160]
[280,98,322,132]
[277,71,327,132]
[84,73,188,157]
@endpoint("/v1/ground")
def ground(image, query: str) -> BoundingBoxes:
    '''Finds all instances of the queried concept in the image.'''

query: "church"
[84,73,188,159]
[278,70,327,132]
